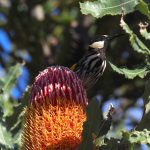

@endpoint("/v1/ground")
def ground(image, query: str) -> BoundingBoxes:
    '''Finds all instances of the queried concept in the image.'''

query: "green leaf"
[122,129,150,144]
[0,63,23,117]
[136,0,150,20]
[80,0,139,18]
[109,62,148,79]
[140,28,150,40]
[98,138,124,150]
[0,86,30,149]
[0,123,13,149]
[96,130,150,149]
[8,86,29,131]
[139,22,150,40]
[2,63,23,92]
[137,78,150,130]
[120,17,150,55]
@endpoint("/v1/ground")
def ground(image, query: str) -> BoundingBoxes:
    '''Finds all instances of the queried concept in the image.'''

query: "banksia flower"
[21,66,88,150]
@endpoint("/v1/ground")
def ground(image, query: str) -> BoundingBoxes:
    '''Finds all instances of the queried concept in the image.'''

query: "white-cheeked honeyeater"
[71,34,124,89]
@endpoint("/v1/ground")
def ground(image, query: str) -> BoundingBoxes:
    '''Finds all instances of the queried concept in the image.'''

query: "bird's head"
[89,33,124,51]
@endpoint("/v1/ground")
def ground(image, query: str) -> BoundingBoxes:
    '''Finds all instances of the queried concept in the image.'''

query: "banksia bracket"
[21,66,88,150]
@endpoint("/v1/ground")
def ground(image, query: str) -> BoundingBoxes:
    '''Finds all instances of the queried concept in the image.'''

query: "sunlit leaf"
[122,129,150,144]
[0,123,13,149]
[109,62,148,79]
[140,28,150,40]
[2,63,23,92]
[136,0,150,20]
[80,0,139,18]
[8,86,29,131]
[120,17,150,55]
[2,86,30,149]
[0,63,23,117]
[97,138,121,150]
[96,129,150,149]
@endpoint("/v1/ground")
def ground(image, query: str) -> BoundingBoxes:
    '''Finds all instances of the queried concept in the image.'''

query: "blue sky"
[0,29,29,99]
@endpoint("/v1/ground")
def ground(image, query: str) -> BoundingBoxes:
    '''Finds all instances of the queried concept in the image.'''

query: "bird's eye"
[89,41,104,49]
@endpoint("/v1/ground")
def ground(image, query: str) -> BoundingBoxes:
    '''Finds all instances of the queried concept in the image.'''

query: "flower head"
[21,66,88,150]
[30,66,87,106]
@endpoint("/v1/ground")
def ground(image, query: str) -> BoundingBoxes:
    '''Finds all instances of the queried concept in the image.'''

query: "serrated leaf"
[120,17,150,55]
[136,0,150,20]
[13,129,22,148]
[98,138,122,150]
[10,110,24,132]
[2,63,23,92]
[0,63,23,117]
[2,99,14,118]
[0,86,29,149]
[109,62,148,79]
[80,0,139,18]
[0,123,13,149]
[97,130,150,149]
[122,129,150,144]
[8,86,29,131]
[94,136,105,147]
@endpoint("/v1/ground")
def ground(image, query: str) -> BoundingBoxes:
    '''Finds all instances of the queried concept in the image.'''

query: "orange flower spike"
[22,66,88,150]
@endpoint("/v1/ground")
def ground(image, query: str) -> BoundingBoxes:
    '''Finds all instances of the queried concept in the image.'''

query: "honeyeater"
[71,33,124,89]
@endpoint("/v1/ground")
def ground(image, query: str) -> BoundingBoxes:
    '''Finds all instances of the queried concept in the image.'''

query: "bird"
[71,33,124,89]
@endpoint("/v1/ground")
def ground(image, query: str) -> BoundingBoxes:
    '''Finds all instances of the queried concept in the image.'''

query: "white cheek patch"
[103,35,108,38]
[89,41,104,49]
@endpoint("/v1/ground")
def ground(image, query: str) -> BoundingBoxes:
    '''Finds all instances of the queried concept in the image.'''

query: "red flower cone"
[21,66,88,150]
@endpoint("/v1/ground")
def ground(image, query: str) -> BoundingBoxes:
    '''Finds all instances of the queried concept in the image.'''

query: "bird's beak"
[108,33,125,41]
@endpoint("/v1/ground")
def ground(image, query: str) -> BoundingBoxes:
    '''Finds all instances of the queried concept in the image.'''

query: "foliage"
[80,0,139,18]
[79,0,150,149]
[0,0,150,149]
[0,63,29,149]
[94,129,150,150]
[0,63,23,117]
[120,17,150,55]
[139,22,150,40]
[109,62,148,79]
